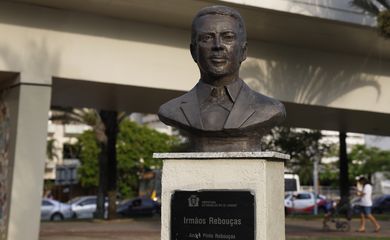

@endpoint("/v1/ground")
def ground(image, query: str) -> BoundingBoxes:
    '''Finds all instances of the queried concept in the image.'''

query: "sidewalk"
[286,217,390,239]
[39,217,390,240]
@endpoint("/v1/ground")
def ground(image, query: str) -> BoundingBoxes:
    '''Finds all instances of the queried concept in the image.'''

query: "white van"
[284,173,300,193]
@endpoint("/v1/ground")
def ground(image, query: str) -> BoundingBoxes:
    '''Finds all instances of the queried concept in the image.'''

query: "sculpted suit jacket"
[158,79,286,135]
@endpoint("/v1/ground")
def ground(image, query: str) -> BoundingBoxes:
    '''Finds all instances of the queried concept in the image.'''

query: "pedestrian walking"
[355,176,381,232]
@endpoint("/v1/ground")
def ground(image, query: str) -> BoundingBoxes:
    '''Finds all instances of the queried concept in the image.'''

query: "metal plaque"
[171,190,255,240]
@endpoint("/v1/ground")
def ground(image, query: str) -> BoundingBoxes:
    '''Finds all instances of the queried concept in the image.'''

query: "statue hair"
[191,5,247,45]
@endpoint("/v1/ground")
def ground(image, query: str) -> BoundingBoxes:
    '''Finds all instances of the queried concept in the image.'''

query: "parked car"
[117,197,160,217]
[284,192,327,214]
[41,198,73,221]
[351,196,362,215]
[68,195,109,219]
[372,194,390,214]
[351,195,390,215]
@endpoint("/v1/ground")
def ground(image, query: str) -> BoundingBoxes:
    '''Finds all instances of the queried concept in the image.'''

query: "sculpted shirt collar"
[196,79,243,105]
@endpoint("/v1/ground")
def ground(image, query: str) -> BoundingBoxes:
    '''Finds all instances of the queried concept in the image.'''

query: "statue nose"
[212,36,223,50]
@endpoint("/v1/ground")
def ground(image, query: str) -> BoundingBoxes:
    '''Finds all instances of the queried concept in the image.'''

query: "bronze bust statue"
[158,5,285,151]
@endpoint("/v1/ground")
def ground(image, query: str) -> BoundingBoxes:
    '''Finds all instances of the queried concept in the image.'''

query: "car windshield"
[296,193,311,199]
[119,199,132,205]
[68,196,82,204]
[42,200,53,206]
[317,194,326,200]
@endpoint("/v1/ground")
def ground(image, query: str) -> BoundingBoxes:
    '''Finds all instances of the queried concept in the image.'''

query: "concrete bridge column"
[0,74,51,240]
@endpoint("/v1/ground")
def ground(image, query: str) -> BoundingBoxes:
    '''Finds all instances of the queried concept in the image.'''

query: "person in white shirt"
[356,176,381,232]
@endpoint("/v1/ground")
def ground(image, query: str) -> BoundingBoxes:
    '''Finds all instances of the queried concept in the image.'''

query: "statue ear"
[190,43,198,63]
[240,42,247,62]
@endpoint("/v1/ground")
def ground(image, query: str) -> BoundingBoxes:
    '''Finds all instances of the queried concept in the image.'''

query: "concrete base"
[153,152,289,240]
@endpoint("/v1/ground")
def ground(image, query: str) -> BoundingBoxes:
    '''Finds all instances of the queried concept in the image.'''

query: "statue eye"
[200,34,213,42]
[222,33,236,42]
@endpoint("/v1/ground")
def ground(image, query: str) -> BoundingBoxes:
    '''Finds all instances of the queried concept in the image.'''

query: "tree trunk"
[339,131,349,205]
[99,110,119,220]
[95,140,108,219]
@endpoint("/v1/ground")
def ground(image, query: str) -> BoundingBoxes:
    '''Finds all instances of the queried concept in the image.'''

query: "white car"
[69,196,108,219]
[41,198,73,221]
[284,192,327,214]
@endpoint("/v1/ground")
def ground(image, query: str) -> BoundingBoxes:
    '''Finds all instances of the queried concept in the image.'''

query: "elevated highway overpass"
[0,0,390,239]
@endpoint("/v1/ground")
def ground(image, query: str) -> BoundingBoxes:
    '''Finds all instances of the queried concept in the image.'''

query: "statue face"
[191,14,246,81]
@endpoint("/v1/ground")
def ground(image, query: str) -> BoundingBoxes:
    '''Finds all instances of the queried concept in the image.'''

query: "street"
[40,218,160,240]
[39,217,390,240]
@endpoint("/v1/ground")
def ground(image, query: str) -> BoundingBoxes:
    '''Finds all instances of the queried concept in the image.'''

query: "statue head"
[190,5,247,86]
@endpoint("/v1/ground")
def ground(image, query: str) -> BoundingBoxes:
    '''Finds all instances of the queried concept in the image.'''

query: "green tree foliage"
[351,0,390,37]
[349,144,390,179]
[378,10,390,38]
[77,131,100,187]
[116,120,179,198]
[263,127,332,185]
[319,144,390,186]
[77,120,180,198]
[319,162,339,186]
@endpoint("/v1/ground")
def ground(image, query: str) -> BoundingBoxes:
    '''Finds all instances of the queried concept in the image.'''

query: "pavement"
[39,217,390,240]
[286,217,390,239]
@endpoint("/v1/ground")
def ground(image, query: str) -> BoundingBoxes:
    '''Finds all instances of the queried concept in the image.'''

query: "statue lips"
[209,55,228,66]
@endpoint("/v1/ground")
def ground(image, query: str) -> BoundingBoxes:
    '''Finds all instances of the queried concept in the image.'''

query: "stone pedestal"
[153,152,289,240]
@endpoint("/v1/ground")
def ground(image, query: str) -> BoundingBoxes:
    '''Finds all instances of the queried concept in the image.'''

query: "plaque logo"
[188,195,200,207]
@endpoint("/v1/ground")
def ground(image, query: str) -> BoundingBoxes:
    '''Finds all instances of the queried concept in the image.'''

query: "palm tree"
[51,107,127,219]
[352,0,389,15]
[46,138,59,161]
[351,0,390,38]
[50,108,105,141]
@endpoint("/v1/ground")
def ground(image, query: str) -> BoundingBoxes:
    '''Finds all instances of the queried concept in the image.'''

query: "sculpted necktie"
[201,87,233,130]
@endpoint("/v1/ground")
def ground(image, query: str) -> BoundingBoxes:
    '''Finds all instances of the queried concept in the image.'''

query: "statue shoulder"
[247,86,285,116]
[241,84,286,127]
[157,89,196,128]
[158,96,182,116]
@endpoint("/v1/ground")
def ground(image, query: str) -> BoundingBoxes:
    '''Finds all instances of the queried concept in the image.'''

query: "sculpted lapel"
[179,89,203,130]
[180,83,258,131]
[224,84,255,129]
